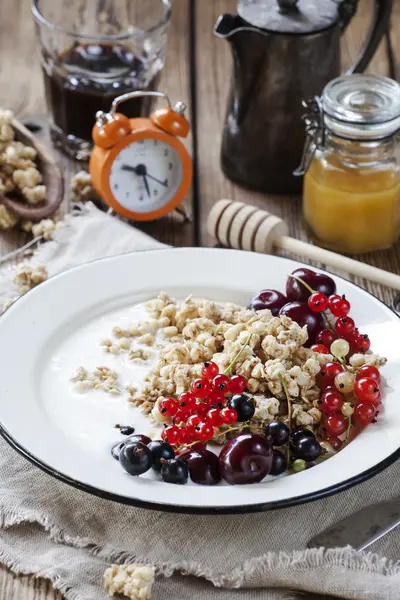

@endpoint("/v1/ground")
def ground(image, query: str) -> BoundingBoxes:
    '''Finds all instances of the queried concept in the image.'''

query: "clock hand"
[145,172,168,187]
[142,174,151,198]
[121,165,137,173]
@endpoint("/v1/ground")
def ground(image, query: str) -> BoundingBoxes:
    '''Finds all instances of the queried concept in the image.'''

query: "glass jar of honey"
[299,75,400,254]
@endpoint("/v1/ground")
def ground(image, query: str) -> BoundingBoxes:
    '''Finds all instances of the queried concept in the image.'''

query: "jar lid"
[238,0,339,34]
[322,74,400,139]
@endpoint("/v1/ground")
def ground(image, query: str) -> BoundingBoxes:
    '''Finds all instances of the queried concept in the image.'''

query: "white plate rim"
[0,247,399,514]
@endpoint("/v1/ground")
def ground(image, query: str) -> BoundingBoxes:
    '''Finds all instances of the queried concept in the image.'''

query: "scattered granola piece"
[104,564,155,600]
[20,219,33,232]
[70,170,97,203]
[31,218,56,240]
[13,263,48,293]
[0,204,18,229]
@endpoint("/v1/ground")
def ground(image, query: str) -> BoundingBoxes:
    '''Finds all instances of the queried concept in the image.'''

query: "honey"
[299,75,400,254]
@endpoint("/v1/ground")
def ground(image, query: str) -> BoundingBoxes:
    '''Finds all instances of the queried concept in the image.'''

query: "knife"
[308,499,400,551]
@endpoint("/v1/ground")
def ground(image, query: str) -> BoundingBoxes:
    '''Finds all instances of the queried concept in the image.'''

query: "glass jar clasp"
[294,96,326,177]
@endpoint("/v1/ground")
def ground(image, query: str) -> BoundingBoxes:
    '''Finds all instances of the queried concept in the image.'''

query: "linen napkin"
[0,202,399,600]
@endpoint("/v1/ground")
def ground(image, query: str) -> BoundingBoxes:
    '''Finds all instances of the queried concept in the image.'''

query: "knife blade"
[308,499,400,551]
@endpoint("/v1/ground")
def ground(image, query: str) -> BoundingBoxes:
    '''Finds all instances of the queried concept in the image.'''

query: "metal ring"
[111,91,171,114]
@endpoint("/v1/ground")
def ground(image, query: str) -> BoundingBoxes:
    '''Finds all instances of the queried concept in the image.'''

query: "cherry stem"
[223,332,252,376]
[345,415,352,444]
[278,373,292,433]
[287,274,315,295]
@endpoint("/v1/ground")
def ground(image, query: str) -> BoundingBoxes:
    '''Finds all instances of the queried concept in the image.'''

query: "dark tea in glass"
[33,0,171,160]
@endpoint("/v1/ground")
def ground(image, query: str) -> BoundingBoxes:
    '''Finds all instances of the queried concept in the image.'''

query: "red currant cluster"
[159,362,248,448]
[318,362,381,450]
[308,293,370,355]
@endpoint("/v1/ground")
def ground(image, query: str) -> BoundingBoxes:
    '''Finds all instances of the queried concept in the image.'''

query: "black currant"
[265,421,290,446]
[161,459,189,484]
[119,442,153,476]
[148,440,175,472]
[270,450,288,476]
[228,394,255,422]
[292,437,323,463]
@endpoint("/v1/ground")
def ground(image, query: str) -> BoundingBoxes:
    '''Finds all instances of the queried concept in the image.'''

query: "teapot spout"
[214,13,257,39]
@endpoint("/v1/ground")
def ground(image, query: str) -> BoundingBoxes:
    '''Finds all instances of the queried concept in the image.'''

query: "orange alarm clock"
[89,91,192,221]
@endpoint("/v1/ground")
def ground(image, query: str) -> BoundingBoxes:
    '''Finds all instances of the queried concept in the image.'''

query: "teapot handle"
[340,0,393,74]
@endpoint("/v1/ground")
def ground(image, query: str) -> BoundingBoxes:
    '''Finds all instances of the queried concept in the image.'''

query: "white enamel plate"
[0,248,399,513]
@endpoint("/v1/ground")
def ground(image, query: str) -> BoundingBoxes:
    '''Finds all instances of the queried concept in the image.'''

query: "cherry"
[353,402,376,426]
[311,344,329,354]
[318,362,345,389]
[219,433,273,485]
[308,292,328,312]
[328,294,351,317]
[207,408,224,427]
[320,389,344,414]
[356,365,380,384]
[316,329,336,348]
[221,407,238,425]
[279,301,325,346]
[184,449,221,485]
[286,269,336,302]
[202,361,219,380]
[164,425,181,445]
[354,377,380,404]
[326,435,342,451]
[324,414,347,436]
[247,289,288,316]
[228,374,248,394]
[158,398,179,418]
[212,374,230,393]
[335,317,355,339]
[191,378,212,399]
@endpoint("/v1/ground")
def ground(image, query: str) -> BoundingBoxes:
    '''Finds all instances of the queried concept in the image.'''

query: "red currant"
[173,409,190,425]
[353,402,376,426]
[311,344,329,354]
[196,421,214,442]
[354,377,380,404]
[164,425,181,445]
[324,414,347,436]
[318,362,345,389]
[187,414,202,429]
[191,378,212,399]
[212,374,230,393]
[308,292,328,312]
[206,389,226,408]
[207,408,223,427]
[356,365,380,384]
[178,427,192,444]
[202,361,219,380]
[326,435,342,451]
[316,329,336,348]
[196,402,209,417]
[177,392,196,410]
[221,407,238,425]
[228,374,248,394]
[158,398,179,418]
[335,317,355,339]
[320,389,344,414]
[355,334,371,354]
[328,295,351,318]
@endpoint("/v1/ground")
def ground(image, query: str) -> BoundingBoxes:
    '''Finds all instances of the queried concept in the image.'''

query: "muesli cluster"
[74,268,387,487]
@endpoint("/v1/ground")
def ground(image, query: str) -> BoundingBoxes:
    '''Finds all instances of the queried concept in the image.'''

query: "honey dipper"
[208,200,400,292]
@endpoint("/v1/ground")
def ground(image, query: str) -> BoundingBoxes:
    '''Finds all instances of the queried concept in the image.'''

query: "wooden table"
[0,1,399,598]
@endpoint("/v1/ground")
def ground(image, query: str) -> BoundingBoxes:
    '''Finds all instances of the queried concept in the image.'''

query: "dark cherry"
[148,440,175,472]
[119,442,153,476]
[248,289,288,316]
[286,268,336,302]
[184,449,221,485]
[270,450,288,476]
[219,433,273,485]
[161,459,189,484]
[111,434,151,460]
[279,301,325,346]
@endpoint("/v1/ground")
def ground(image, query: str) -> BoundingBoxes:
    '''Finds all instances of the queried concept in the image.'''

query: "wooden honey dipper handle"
[208,200,400,292]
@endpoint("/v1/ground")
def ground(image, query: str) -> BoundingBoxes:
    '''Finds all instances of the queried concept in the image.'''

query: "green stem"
[278,373,292,431]
[223,332,252,376]
[345,415,352,444]
[287,274,315,294]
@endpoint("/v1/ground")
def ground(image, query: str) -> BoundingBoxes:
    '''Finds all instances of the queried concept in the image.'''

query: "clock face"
[109,138,183,213]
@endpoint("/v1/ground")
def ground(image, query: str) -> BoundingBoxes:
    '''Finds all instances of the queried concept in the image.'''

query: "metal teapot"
[215,0,393,194]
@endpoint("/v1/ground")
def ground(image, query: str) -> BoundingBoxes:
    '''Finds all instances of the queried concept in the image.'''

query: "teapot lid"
[238,0,341,34]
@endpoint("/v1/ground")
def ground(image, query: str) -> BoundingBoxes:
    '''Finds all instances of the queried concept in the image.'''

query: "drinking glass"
[32,0,171,160]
